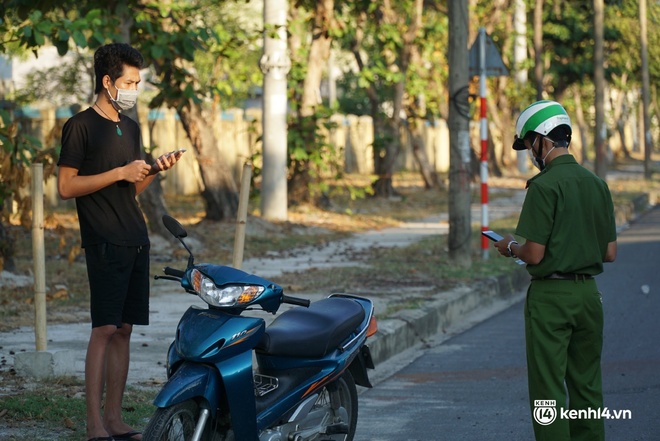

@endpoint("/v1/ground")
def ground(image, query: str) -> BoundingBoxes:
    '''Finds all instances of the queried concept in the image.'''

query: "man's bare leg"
[86,325,118,440]
[103,323,142,440]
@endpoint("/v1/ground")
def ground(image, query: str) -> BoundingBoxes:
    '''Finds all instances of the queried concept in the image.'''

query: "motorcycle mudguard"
[153,362,222,415]
[348,344,374,388]
[155,353,260,441]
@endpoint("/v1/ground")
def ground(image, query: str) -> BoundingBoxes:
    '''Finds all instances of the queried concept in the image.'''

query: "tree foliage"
[0,0,268,224]
[1,0,659,222]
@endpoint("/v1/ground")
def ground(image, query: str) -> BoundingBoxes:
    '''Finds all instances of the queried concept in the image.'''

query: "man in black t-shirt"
[58,43,184,441]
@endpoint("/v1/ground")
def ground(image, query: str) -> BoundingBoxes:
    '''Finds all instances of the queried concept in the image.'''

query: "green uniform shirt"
[515,154,616,278]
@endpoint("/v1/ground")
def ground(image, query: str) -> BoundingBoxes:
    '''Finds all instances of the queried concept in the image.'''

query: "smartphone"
[481,230,503,242]
[167,148,187,157]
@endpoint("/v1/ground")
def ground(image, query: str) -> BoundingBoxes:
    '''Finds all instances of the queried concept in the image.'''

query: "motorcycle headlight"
[190,269,264,307]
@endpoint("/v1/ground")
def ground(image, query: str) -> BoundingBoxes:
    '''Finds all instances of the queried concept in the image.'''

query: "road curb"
[369,266,529,365]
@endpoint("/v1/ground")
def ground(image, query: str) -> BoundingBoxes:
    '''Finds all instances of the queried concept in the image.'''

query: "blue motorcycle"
[143,215,378,441]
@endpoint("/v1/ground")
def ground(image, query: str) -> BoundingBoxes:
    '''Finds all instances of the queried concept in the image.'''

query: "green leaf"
[151,45,164,59]
[33,29,45,46]
[92,31,106,46]
[292,147,309,160]
[72,30,87,48]
[57,29,69,42]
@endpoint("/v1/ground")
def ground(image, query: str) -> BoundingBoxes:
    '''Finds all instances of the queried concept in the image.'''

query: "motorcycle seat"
[257,297,365,358]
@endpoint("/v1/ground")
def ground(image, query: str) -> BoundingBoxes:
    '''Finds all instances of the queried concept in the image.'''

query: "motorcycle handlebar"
[282,295,311,307]
[164,267,185,278]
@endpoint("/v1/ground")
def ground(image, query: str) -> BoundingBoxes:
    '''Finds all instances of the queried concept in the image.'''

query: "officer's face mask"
[528,137,555,171]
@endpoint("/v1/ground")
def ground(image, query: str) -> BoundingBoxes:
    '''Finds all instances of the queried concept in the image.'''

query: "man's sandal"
[111,431,142,441]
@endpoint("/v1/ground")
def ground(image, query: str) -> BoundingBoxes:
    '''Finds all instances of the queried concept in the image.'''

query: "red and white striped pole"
[479,28,490,260]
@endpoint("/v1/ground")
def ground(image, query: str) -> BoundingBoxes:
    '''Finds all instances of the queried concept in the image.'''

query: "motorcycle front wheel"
[143,400,229,441]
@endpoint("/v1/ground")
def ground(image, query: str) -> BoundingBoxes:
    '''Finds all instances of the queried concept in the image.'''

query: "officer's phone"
[481,230,503,242]
[482,230,526,265]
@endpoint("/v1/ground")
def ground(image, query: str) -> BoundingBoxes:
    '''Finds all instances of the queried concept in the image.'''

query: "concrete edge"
[368,266,529,365]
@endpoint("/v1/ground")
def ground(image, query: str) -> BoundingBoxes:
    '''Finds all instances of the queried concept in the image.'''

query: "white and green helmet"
[512,100,572,150]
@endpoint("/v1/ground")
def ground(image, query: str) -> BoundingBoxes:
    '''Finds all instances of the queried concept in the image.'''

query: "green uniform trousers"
[525,278,605,441]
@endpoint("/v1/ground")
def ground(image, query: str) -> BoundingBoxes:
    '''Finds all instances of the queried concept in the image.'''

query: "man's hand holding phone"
[150,149,186,174]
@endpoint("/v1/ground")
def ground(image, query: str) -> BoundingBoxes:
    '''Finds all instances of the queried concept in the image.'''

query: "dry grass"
[1,166,656,332]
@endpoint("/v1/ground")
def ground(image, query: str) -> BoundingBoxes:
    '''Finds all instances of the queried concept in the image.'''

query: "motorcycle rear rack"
[254,373,279,397]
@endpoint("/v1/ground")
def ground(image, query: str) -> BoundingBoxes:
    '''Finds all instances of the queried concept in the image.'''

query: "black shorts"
[84,243,150,328]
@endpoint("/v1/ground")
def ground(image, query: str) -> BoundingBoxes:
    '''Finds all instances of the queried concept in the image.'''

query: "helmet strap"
[530,135,549,171]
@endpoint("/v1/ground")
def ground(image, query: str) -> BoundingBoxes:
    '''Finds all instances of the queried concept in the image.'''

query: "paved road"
[355,206,660,441]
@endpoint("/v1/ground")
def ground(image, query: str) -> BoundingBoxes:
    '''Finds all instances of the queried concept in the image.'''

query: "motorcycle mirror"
[162,215,188,238]
[162,215,195,268]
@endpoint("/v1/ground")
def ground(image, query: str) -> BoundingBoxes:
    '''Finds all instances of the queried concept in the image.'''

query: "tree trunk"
[373,72,403,197]
[640,0,653,179]
[178,103,239,221]
[372,115,400,197]
[573,87,589,164]
[372,0,422,197]
[594,0,607,179]
[301,0,333,116]
[609,82,631,160]
[403,10,442,191]
[350,10,388,195]
[0,221,16,272]
[408,118,442,189]
[448,0,472,268]
[289,0,335,204]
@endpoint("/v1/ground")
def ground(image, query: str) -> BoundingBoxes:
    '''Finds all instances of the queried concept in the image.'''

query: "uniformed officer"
[494,100,617,441]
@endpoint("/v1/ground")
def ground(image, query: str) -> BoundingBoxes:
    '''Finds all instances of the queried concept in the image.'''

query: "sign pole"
[479,28,490,260]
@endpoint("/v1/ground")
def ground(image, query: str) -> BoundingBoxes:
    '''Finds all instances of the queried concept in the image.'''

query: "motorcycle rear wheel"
[313,371,359,441]
[143,400,227,441]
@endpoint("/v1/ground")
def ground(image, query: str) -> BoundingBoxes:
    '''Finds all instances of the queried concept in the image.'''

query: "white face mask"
[107,85,138,111]
[528,137,555,171]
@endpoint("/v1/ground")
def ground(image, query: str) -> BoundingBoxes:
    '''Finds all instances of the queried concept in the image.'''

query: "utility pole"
[533,0,543,100]
[447,0,471,268]
[594,0,607,179]
[260,0,290,221]
[640,0,653,179]
[514,0,529,174]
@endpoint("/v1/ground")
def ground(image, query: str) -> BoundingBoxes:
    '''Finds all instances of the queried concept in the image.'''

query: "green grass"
[0,376,157,441]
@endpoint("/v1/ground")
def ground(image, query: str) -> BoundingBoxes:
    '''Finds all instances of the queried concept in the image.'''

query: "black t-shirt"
[58,107,149,248]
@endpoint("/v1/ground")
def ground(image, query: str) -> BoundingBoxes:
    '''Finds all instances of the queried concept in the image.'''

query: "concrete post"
[233,163,253,269]
[260,0,290,221]
[31,163,47,351]
[513,0,529,174]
